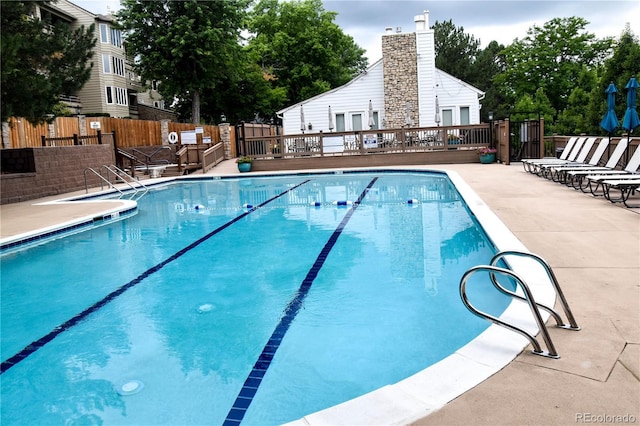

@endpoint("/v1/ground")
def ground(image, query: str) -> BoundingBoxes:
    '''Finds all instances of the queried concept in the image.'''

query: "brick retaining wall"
[1,145,115,204]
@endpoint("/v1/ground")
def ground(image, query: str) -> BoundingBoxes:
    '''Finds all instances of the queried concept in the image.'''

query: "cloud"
[324,0,638,62]
[72,0,638,64]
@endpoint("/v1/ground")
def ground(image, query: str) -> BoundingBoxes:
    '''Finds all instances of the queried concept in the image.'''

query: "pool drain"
[198,303,214,313]
[117,380,144,396]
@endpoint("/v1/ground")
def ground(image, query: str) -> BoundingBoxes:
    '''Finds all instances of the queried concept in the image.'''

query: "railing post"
[97,130,102,144]
[73,134,79,145]
[41,135,46,147]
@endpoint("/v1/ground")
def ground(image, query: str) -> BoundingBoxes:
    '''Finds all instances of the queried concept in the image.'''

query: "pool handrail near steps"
[459,250,580,359]
[83,165,149,200]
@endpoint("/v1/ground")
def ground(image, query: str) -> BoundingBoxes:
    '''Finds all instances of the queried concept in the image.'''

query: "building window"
[106,87,128,106]
[100,24,108,43]
[442,109,453,126]
[115,87,128,105]
[112,57,125,76]
[460,107,470,125]
[102,54,111,73]
[110,28,121,47]
[351,113,363,131]
[336,114,345,132]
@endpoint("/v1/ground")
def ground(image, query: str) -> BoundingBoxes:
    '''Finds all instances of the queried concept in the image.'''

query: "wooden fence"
[3,116,228,150]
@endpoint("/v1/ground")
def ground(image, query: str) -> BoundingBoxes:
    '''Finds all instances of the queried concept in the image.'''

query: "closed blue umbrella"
[600,82,619,134]
[621,77,639,163]
[622,77,639,133]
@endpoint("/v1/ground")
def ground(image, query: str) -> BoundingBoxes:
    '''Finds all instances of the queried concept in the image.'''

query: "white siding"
[277,10,485,135]
[434,70,483,125]
[278,60,385,135]
[416,25,437,127]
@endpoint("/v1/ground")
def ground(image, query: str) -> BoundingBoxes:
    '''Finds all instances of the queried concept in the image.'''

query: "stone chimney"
[382,31,418,129]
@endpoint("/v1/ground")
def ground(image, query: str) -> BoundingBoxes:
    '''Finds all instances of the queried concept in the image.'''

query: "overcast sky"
[75,0,638,64]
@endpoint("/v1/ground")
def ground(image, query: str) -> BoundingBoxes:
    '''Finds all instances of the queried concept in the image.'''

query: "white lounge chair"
[538,137,601,180]
[522,136,585,174]
[546,137,609,183]
[564,138,630,189]
[600,178,640,207]
[579,144,640,195]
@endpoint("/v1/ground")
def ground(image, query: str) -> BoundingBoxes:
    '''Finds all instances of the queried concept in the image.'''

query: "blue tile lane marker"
[223,177,379,426]
[0,180,311,374]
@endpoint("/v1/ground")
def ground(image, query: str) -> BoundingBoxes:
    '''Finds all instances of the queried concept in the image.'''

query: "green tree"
[555,67,598,135]
[495,17,613,123]
[1,1,96,123]
[246,0,367,105]
[432,19,480,84]
[584,24,640,135]
[470,41,507,121]
[175,58,288,124]
[116,0,249,124]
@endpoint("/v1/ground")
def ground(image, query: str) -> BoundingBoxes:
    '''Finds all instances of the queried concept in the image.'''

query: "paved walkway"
[1,161,638,425]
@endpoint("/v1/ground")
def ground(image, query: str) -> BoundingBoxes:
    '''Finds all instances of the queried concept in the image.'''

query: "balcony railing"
[239,124,491,159]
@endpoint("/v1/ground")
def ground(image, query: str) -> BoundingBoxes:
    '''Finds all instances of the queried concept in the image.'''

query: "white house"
[277,11,485,135]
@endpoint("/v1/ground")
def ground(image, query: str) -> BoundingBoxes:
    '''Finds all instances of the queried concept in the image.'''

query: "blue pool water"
[0,171,512,425]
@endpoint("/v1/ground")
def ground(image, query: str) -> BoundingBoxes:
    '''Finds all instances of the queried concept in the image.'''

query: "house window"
[115,87,128,105]
[100,24,108,43]
[106,87,128,106]
[460,107,470,125]
[112,57,125,76]
[110,28,121,47]
[336,114,345,132]
[442,109,453,126]
[351,113,363,131]
[102,54,111,73]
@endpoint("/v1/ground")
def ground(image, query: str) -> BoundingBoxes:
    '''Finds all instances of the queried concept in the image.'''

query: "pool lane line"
[0,180,311,375]
[223,177,379,426]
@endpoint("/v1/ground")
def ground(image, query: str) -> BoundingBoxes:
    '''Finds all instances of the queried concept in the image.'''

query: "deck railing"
[239,124,491,159]
[202,142,226,173]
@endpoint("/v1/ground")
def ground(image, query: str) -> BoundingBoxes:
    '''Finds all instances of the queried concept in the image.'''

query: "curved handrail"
[490,250,579,330]
[460,265,559,358]
[84,167,124,195]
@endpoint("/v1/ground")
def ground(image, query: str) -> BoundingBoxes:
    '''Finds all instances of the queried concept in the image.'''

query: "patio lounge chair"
[545,137,609,183]
[523,137,590,175]
[578,144,640,195]
[564,138,630,189]
[538,137,601,180]
[600,178,640,208]
[522,136,580,174]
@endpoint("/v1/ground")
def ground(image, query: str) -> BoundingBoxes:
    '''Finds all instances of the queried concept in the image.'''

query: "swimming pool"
[0,170,552,425]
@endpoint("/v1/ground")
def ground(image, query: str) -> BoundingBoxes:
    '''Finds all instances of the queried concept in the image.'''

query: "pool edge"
[284,169,556,425]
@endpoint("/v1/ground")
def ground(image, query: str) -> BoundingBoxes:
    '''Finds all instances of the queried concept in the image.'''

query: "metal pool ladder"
[460,250,580,359]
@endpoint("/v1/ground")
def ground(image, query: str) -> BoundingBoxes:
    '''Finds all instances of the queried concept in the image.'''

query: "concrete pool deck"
[1,161,638,425]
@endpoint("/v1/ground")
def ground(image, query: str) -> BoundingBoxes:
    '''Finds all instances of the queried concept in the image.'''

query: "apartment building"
[36,0,172,120]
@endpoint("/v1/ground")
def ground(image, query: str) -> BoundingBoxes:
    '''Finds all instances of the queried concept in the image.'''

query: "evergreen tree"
[432,19,480,84]
[1,1,96,123]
